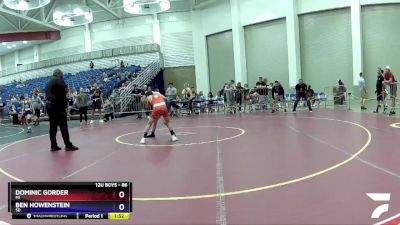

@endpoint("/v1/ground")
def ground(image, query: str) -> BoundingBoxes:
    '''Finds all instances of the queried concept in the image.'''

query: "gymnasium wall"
[362,4,400,98]
[244,19,289,89]
[299,8,353,92]
[1,53,14,71]
[206,31,235,94]
[3,0,400,95]
[163,66,196,94]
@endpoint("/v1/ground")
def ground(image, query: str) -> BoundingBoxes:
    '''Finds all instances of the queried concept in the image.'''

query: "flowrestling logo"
[366,193,391,219]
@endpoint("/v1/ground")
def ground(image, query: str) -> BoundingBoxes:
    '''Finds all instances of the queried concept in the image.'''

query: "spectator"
[78,88,88,125]
[90,61,94,70]
[166,83,179,116]
[359,72,367,110]
[31,88,43,126]
[271,80,285,113]
[103,98,114,122]
[66,89,75,118]
[383,66,397,115]
[293,79,312,112]
[337,80,347,105]
[307,85,315,106]
[120,60,125,68]
[0,96,4,121]
[373,68,385,113]
[235,82,244,112]
[90,83,103,123]
[166,83,177,100]
[182,83,194,114]
[131,84,143,119]
[224,80,236,113]
[256,77,267,109]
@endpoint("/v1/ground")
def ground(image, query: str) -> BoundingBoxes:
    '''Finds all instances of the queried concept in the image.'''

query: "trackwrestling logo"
[367,193,391,219]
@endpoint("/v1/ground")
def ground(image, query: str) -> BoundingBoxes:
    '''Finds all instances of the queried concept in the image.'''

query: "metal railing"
[118,61,161,112]
[0,44,161,77]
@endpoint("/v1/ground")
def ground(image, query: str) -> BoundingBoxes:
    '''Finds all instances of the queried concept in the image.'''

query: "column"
[152,14,161,45]
[84,24,92,53]
[33,45,39,62]
[191,10,210,93]
[351,0,363,86]
[230,0,247,84]
[286,0,301,88]
[14,51,19,67]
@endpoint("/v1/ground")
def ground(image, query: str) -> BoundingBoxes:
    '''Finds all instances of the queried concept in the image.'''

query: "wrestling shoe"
[140,137,146,144]
[171,135,179,142]
[146,133,155,138]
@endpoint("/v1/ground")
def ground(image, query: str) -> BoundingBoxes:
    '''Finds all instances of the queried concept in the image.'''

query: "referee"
[45,69,78,151]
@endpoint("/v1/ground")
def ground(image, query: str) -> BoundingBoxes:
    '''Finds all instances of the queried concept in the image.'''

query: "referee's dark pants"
[46,103,72,148]
[293,94,312,111]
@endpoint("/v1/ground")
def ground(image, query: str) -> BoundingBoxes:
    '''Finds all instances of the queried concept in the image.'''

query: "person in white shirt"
[166,83,179,116]
[166,83,177,100]
[359,72,367,110]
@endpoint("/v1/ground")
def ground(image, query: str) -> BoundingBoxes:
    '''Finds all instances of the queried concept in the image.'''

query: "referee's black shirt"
[45,76,68,111]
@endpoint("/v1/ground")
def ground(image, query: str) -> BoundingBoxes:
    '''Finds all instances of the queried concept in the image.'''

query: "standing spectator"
[224,80,236,113]
[66,89,75,118]
[78,88,88,125]
[131,84,143,119]
[103,98,114,122]
[45,69,78,151]
[236,82,244,112]
[90,61,94,70]
[337,80,347,105]
[31,88,43,126]
[293,79,312,112]
[120,60,125,68]
[383,66,397,115]
[256,77,267,109]
[271,80,285,113]
[166,82,178,100]
[359,72,367,110]
[90,83,103,123]
[182,83,194,114]
[0,96,5,121]
[166,83,179,116]
[373,68,385,113]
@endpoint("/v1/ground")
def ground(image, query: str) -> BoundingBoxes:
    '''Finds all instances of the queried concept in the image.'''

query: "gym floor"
[0,103,399,225]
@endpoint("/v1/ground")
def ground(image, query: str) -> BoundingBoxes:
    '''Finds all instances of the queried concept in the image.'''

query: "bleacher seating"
[0,65,140,101]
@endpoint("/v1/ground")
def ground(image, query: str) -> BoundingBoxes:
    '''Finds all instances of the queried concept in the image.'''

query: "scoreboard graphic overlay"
[8,182,132,220]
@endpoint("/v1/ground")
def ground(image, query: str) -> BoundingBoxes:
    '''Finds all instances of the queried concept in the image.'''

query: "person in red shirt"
[140,91,178,144]
[383,66,397,115]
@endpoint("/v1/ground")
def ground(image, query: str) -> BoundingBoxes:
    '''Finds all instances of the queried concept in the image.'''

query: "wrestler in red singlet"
[140,91,178,144]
